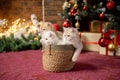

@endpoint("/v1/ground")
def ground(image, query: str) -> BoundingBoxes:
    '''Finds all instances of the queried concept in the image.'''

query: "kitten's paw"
[72,57,77,62]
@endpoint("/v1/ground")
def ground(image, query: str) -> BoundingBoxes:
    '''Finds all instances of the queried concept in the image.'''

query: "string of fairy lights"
[0,0,45,38]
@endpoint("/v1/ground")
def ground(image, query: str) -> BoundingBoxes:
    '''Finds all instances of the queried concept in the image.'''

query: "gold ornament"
[75,21,80,29]
[72,0,76,4]
[62,2,69,10]
[73,3,78,9]
[34,37,39,41]
[108,43,116,51]
[93,5,96,9]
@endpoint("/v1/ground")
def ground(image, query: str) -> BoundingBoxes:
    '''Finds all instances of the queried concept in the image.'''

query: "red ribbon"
[79,32,98,45]
[82,41,98,44]
[106,47,108,56]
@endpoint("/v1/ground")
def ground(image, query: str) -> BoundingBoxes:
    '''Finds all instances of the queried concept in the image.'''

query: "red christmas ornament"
[98,36,111,47]
[116,32,120,45]
[99,12,105,19]
[106,0,115,10]
[69,0,72,4]
[70,8,77,16]
[53,23,59,31]
[62,20,71,28]
[82,5,88,11]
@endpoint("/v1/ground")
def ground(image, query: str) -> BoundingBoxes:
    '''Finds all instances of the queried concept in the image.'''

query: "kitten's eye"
[67,35,70,37]
[45,38,48,40]
[43,29,45,30]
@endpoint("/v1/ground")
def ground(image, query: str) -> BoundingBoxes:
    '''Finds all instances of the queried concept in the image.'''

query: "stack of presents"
[79,20,120,56]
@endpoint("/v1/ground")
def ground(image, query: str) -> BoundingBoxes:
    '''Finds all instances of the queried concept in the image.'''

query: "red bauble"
[82,5,88,11]
[53,23,59,31]
[62,20,71,28]
[116,32,120,45]
[98,36,111,47]
[70,8,77,16]
[106,1,115,10]
[69,0,72,4]
[99,12,105,19]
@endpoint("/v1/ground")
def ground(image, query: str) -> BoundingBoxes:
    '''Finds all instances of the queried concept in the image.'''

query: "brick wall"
[44,0,63,26]
[0,0,42,22]
[0,0,63,26]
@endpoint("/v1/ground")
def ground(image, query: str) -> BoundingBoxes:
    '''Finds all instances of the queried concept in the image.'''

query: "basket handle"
[48,45,51,55]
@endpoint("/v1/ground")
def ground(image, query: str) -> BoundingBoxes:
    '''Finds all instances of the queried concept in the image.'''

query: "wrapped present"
[115,46,120,56]
[116,32,120,45]
[99,30,118,56]
[89,20,109,32]
[99,47,115,56]
[80,32,101,51]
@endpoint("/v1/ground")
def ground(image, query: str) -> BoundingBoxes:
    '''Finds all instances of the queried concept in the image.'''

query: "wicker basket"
[42,45,75,72]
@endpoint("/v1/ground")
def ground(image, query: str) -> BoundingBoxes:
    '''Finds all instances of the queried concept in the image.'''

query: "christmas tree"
[60,0,120,38]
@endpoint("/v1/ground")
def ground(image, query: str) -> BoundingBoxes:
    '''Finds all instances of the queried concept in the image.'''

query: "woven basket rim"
[43,44,75,50]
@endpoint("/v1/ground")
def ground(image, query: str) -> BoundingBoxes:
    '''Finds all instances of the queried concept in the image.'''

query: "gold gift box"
[89,20,109,32]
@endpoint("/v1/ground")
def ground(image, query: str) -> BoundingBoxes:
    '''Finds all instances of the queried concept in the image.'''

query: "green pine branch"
[0,33,42,53]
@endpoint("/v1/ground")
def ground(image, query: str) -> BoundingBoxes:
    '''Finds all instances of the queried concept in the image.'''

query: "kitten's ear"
[70,27,74,32]
[49,32,53,38]
[71,28,77,32]
[40,39,43,43]
[46,22,52,27]
[39,21,43,25]
[40,21,44,28]
[63,27,67,31]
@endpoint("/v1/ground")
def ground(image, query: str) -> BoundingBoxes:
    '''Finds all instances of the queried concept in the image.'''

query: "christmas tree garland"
[0,33,42,53]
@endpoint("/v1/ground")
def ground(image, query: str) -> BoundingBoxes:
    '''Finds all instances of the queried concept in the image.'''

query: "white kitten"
[14,27,29,39]
[30,14,41,36]
[40,31,60,46]
[31,14,37,21]
[62,27,83,62]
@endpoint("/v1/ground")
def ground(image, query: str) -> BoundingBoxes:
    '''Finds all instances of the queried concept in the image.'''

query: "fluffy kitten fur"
[62,27,83,62]
[40,31,60,46]
[40,27,83,62]
[40,21,63,39]
[40,21,54,32]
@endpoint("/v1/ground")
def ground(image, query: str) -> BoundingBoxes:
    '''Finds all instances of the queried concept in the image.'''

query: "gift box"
[99,47,115,56]
[115,46,120,56]
[80,32,101,51]
[89,20,109,32]
[99,30,118,56]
